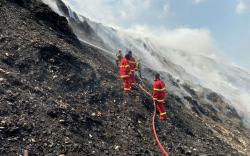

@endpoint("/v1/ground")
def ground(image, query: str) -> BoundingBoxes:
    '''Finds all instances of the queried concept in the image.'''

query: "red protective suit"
[153,78,167,120]
[120,57,132,93]
[129,57,137,86]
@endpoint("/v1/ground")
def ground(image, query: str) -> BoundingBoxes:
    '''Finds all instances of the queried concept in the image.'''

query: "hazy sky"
[62,0,250,71]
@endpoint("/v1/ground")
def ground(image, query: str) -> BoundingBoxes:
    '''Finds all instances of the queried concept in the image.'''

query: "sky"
[62,0,250,71]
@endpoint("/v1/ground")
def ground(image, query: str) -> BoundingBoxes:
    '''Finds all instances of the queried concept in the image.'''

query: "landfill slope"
[0,0,249,155]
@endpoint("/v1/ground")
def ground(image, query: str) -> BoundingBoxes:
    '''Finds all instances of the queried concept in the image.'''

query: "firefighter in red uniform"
[120,54,132,93]
[153,73,167,120]
[128,51,137,87]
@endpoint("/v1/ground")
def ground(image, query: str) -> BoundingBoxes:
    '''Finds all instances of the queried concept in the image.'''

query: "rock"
[59,119,65,123]
[64,137,71,144]
[97,111,102,117]
[31,138,36,143]
[0,77,5,82]
[185,149,192,155]
[114,145,120,150]
[89,134,93,138]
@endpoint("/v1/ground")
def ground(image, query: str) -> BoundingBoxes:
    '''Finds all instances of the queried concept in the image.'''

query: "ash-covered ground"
[0,0,249,155]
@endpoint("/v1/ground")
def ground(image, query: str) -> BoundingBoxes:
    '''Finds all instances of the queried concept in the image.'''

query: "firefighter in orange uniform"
[128,51,137,87]
[120,54,132,93]
[153,73,167,120]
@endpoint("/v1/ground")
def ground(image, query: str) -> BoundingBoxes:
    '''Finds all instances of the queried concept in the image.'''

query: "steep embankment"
[53,1,250,155]
[0,0,249,155]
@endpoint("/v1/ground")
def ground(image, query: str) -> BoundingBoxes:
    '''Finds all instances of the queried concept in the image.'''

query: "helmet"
[128,51,132,55]
[125,54,131,60]
[155,73,160,80]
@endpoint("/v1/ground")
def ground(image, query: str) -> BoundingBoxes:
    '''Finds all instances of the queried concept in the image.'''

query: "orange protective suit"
[128,57,137,86]
[153,78,167,120]
[120,57,132,93]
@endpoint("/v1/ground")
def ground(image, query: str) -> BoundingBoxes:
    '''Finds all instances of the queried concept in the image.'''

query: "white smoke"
[115,26,250,128]
[41,0,62,15]
[122,25,217,56]
[43,0,250,128]
[236,0,250,14]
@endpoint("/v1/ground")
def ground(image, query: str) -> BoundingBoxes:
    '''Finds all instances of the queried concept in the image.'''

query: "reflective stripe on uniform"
[129,61,136,64]
[120,75,130,78]
[160,112,166,116]
[154,99,164,102]
[153,98,164,102]
[120,65,130,68]
[157,99,164,102]
[124,87,131,91]
[154,87,166,91]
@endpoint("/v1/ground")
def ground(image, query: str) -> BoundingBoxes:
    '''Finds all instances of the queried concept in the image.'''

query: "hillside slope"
[0,0,249,155]
[52,0,250,130]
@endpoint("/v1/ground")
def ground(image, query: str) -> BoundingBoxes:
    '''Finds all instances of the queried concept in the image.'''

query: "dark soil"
[0,0,248,155]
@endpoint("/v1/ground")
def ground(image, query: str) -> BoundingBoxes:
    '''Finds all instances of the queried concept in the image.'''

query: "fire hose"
[79,38,170,155]
[137,84,170,156]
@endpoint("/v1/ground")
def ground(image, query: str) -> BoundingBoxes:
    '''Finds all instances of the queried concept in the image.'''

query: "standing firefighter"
[120,54,132,93]
[153,73,167,120]
[116,49,123,66]
[128,51,137,87]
